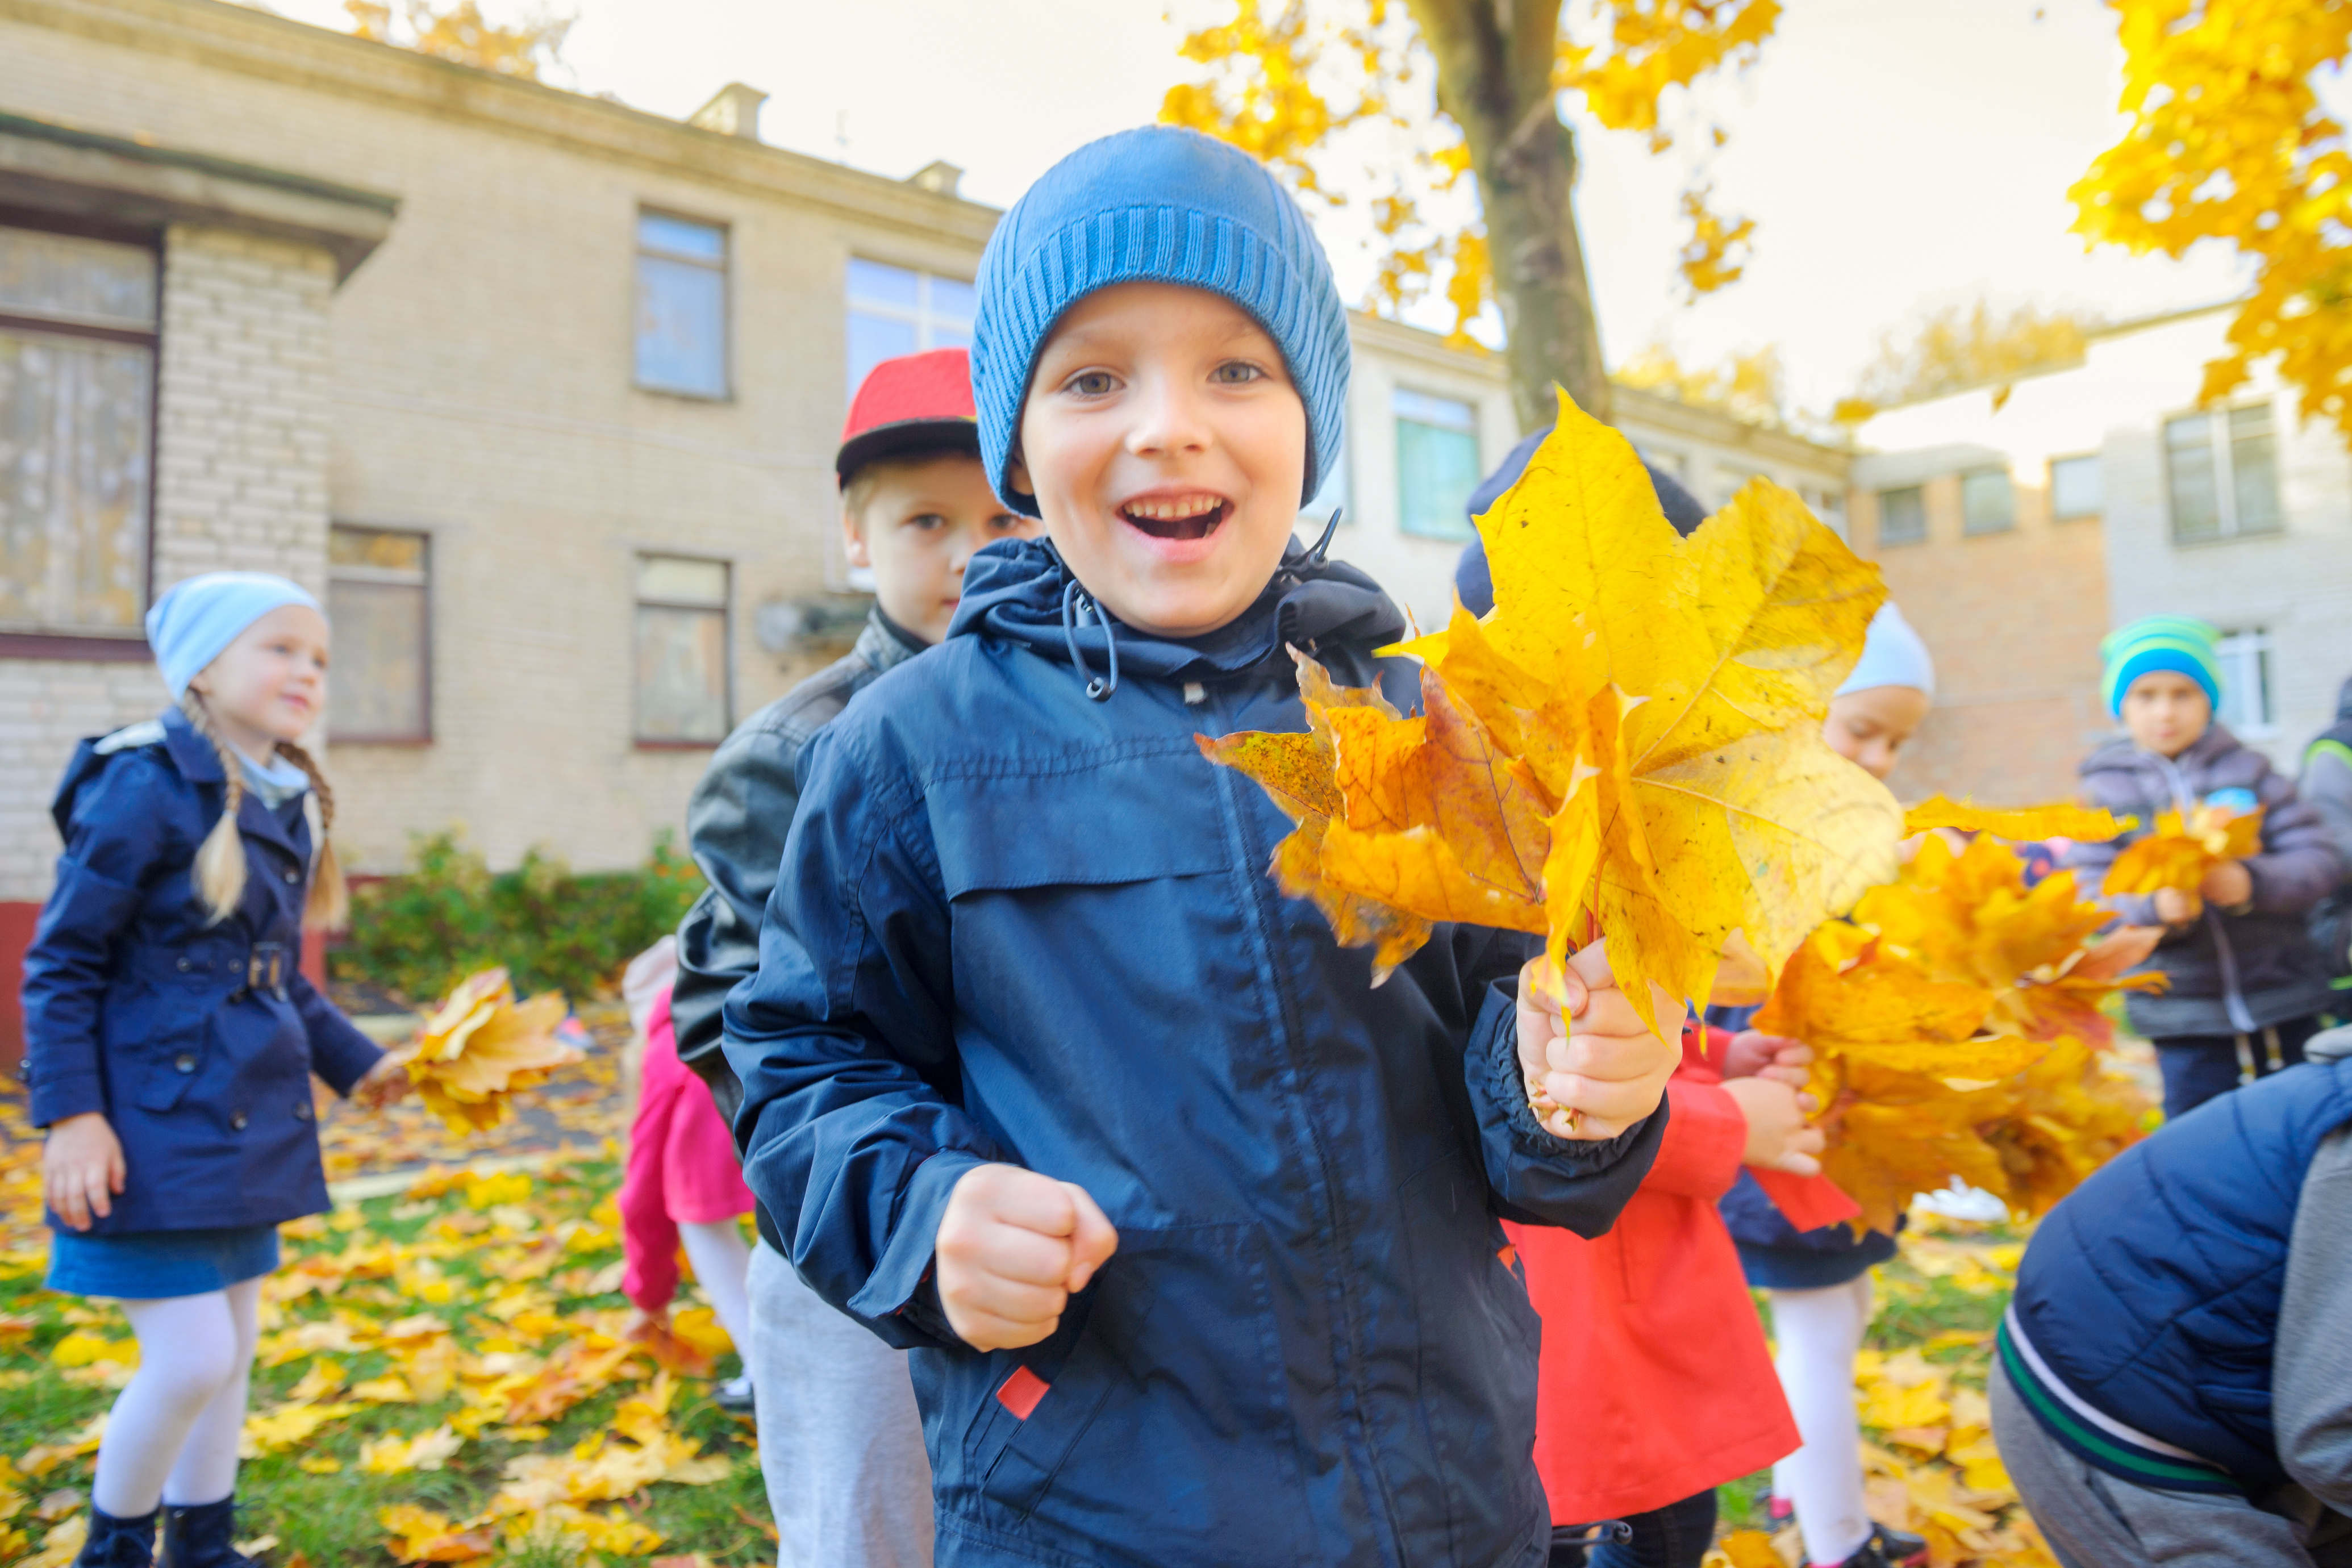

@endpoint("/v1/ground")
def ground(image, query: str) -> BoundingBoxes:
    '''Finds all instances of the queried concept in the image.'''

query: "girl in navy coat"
[21,572,404,1568]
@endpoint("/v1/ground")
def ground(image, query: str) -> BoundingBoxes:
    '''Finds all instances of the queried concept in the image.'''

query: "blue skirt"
[47,1224,280,1299]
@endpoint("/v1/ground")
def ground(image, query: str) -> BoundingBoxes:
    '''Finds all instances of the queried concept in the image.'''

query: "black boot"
[72,1504,157,1568]
[1829,1522,1930,1568]
[156,1499,260,1568]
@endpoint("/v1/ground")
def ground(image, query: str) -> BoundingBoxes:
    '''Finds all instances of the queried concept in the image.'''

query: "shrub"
[333,828,704,1006]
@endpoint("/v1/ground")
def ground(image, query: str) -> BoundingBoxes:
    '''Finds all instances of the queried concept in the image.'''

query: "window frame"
[1959,466,2017,536]
[632,551,733,749]
[0,206,164,661]
[2049,453,2101,521]
[1875,483,1928,547]
[1391,386,1483,543]
[2215,628,2277,738]
[326,524,433,746]
[2166,399,2284,544]
[633,206,733,403]
[844,256,977,397]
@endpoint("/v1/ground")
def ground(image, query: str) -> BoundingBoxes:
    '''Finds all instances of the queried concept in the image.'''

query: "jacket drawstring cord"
[1307,504,1343,565]
[1060,578,1120,703]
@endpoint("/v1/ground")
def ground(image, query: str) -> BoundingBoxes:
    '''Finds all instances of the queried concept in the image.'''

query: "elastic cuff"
[1477,981,1638,1166]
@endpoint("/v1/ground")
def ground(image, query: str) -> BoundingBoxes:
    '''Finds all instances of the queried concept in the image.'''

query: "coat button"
[174,1053,197,1073]
[293,1101,314,1123]
[176,957,191,971]
[282,868,300,883]
[230,1110,249,1131]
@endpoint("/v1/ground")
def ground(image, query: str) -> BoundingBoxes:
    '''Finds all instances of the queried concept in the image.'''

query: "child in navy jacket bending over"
[22,573,404,1568]
[722,126,1680,1568]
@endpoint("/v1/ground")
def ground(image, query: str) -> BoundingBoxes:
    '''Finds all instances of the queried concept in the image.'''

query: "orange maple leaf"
[2104,805,2265,896]
[395,969,581,1133]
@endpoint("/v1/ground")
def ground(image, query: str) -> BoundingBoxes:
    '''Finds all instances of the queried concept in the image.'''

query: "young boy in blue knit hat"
[722,126,1680,1567]
[2065,616,2345,1119]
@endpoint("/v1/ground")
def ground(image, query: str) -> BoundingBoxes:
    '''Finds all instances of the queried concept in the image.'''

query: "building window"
[2167,401,2282,543]
[0,222,157,639]
[635,211,729,399]
[635,554,729,744]
[327,526,430,742]
[2215,629,2275,736]
[2050,454,2101,520]
[846,258,974,396]
[1961,468,2016,535]
[1394,388,1481,541]
[1876,485,1926,547]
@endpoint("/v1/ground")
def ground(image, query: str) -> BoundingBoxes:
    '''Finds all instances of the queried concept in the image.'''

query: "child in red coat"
[1509,1021,1832,1568]
[620,955,757,1409]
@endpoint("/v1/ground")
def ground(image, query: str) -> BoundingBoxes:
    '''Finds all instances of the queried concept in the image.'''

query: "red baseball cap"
[837,347,980,486]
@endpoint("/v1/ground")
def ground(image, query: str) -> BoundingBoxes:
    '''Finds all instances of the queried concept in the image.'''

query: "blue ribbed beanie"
[970,126,1350,517]
[2103,615,2222,717]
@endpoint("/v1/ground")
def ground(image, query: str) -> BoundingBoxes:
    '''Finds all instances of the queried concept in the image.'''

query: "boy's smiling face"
[1008,281,1308,639]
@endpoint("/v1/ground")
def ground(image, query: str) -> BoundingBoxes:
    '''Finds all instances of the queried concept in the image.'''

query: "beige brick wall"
[0,224,340,902]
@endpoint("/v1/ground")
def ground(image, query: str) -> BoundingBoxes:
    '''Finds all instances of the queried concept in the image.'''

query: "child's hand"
[935,1164,1119,1352]
[1724,1030,1813,1087]
[1516,941,1682,1142]
[351,1054,412,1110]
[1720,1077,1825,1175]
[2154,887,2204,926]
[2199,860,2253,910]
[42,1112,124,1232]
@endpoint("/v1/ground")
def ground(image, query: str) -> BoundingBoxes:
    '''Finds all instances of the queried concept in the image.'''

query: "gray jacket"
[2066,725,2343,1037]
[2301,677,2352,979]
[673,611,921,1249]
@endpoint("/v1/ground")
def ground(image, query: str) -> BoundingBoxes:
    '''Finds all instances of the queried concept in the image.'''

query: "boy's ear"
[841,501,871,570]
[1004,452,1037,508]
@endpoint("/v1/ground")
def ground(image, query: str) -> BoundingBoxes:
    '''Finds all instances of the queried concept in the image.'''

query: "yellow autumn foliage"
[1205,390,1901,1036]
[2103,805,2265,898]
[397,969,580,1133]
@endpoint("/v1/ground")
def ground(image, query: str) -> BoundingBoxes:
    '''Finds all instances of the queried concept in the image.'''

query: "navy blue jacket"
[2008,1056,2352,1488]
[724,539,1665,1568]
[20,707,382,1234]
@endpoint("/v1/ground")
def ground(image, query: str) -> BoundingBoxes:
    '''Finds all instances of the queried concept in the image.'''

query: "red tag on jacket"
[1749,1167,1864,1232]
[995,1366,1050,1420]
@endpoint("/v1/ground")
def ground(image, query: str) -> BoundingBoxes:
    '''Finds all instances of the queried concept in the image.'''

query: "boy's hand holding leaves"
[936,1165,1119,1352]
[1516,941,1681,1142]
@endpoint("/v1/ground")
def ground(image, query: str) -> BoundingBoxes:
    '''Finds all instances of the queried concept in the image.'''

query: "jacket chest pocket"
[970,1225,1315,1560]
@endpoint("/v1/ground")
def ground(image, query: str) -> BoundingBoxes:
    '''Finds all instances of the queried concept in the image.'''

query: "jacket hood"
[49,706,221,837]
[949,535,1408,693]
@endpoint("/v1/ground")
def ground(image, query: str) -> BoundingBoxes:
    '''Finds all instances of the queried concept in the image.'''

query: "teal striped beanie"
[2102,615,2222,716]
[969,126,1350,518]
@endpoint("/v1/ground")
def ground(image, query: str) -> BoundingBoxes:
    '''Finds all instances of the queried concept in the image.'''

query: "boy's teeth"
[1126,497,1220,520]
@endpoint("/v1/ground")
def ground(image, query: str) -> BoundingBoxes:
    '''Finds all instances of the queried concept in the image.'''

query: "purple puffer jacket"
[2065,725,2345,1037]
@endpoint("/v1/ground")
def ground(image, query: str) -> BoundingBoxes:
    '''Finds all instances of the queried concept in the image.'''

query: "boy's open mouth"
[1119,494,1229,541]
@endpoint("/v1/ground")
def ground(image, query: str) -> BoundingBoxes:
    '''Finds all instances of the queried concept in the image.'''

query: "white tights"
[90,1279,261,1519]
[1769,1274,1875,1567]
[678,1218,753,1361]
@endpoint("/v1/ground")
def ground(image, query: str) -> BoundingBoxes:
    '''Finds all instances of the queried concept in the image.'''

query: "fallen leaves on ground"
[2103,804,2265,896]
[1206,389,1902,1033]
[1757,833,2157,1233]
[397,969,583,1133]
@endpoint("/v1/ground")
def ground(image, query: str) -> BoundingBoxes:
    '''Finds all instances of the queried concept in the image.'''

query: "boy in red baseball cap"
[668,347,1037,1566]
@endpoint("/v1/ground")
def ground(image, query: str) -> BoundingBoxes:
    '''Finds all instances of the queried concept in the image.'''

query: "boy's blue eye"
[909,514,946,531]
[1066,371,1117,396]
[1212,361,1265,385]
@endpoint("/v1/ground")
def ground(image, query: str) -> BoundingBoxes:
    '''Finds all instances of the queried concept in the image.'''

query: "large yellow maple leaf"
[1204,390,1902,1034]
[2103,804,2265,896]
[1903,795,2133,842]
[397,968,581,1133]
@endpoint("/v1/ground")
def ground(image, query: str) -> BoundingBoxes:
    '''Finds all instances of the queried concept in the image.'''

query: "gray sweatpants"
[745,1239,935,1568]
[1990,1361,2352,1568]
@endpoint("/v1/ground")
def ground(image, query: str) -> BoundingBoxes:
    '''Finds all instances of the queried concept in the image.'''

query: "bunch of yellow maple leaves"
[396,968,583,1133]
[1206,390,1904,1040]
[1754,798,2163,1233]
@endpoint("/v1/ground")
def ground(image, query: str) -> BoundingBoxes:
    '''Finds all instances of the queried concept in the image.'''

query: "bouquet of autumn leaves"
[1202,390,1905,1042]
[391,968,582,1133]
[1755,798,2165,1233]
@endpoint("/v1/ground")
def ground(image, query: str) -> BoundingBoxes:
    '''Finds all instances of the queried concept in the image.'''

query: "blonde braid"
[272,737,349,931]
[177,691,249,925]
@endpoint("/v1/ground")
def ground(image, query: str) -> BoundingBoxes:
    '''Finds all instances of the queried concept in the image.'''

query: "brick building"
[1,0,1856,1057]
[1845,304,2352,803]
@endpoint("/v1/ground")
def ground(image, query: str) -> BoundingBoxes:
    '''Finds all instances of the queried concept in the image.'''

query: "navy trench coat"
[20,706,381,1234]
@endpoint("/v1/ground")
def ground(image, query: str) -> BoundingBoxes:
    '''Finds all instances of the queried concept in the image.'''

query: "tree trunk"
[1406,0,1610,430]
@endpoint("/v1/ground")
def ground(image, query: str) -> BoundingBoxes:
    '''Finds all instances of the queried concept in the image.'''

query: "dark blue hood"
[950,535,1408,692]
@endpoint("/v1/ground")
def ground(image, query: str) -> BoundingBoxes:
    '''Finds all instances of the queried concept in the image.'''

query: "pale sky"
[262,0,2249,413]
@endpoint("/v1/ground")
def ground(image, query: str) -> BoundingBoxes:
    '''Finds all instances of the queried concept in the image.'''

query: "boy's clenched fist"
[1515,939,1682,1142]
[935,1164,1119,1350]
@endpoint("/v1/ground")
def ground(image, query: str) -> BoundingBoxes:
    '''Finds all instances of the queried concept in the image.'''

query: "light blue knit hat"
[144,571,319,698]
[969,126,1351,518]
[1837,602,1936,698]
[2102,615,2222,717]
